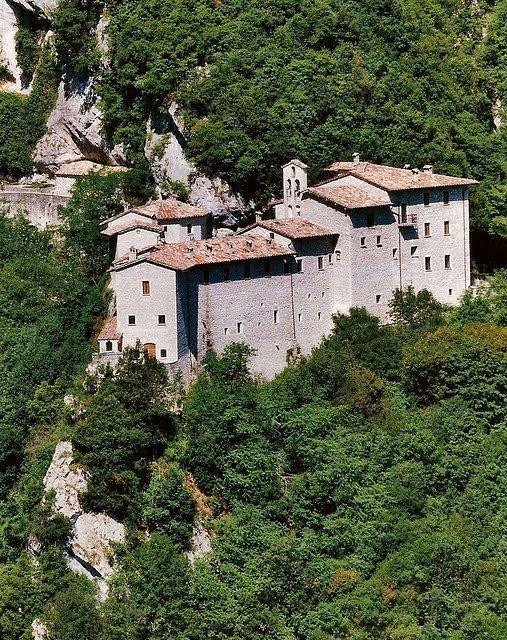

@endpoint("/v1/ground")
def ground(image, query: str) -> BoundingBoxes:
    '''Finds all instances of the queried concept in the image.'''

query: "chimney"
[128,246,138,261]
[205,243,213,252]
[246,239,253,250]
[423,164,433,174]
[353,152,360,165]
[411,168,420,182]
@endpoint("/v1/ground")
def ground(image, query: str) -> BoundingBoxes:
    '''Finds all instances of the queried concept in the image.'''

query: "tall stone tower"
[282,159,308,218]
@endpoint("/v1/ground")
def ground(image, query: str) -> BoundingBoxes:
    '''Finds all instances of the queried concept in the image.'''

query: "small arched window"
[295,179,301,196]
[291,165,296,177]
[286,179,292,197]
[105,340,113,352]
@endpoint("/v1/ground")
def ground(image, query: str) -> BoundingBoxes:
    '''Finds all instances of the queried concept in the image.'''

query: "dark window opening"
[128,315,136,325]
[318,256,324,270]
[142,281,150,295]
[158,315,166,325]
[160,349,167,358]
[105,340,113,352]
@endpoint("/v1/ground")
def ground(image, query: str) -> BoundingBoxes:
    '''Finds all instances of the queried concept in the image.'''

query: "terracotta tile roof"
[101,220,161,237]
[256,218,337,239]
[324,162,478,191]
[133,199,208,221]
[112,235,294,272]
[307,184,392,210]
[97,317,122,341]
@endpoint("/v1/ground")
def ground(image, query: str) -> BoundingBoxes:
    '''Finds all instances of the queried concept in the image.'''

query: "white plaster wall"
[348,208,400,320]
[301,198,352,313]
[114,262,179,362]
[394,187,470,305]
[162,215,208,243]
[116,228,159,257]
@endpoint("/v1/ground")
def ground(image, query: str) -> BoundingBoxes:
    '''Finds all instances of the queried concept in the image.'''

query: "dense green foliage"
[0,216,506,638]
[0,46,58,178]
[43,0,506,239]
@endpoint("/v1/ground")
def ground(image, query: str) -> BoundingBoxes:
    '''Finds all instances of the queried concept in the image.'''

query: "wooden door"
[144,343,156,358]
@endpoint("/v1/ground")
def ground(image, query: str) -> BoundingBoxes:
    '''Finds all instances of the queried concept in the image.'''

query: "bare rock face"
[0,0,25,92]
[31,618,48,640]
[42,441,125,599]
[43,441,87,519]
[33,78,127,173]
[145,104,251,226]
[186,520,212,565]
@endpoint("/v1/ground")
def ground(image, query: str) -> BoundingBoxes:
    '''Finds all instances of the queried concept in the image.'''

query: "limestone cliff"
[42,441,125,600]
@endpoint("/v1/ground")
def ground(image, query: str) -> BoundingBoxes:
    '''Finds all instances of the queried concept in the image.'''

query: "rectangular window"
[158,314,166,325]
[335,250,341,261]
[318,256,324,270]
[273,309,279,324]
[360,237,366,247]
[424,223,431,237]
[142,281,150,295]
[424,192,430,206]
[298,313,302,322]
[445,254,451,269]
[203,269,210,284]
[425,256,431,271]
[444,220,450,235]
[264,261,271,277]
[244,263,251,279]
[366,212,374,227]
[223,266,230,281]
[393,248,398,259]
[318,312,322,320]
[128,315,136,325]
[269,232,275,240]
[160,349,167,358]
[328,254,333,264]
[224,327,229,335]
[237,322,243,334]
[187,224,193,234]
[296,258,303,272]
[443,191,450,206]
[449,288,453,296]
[376,235,381,246]
[411,246,417,256]
[376,294,381,303]
[401,203,408,223]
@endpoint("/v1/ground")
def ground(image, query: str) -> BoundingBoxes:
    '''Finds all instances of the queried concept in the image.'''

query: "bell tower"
[281,159,308,219]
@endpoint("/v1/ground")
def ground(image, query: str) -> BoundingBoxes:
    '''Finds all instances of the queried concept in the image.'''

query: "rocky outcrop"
[146,103,251,226]
[43,441,125,599]
[34,77,127,172]
[31,618,48,640]
[186,520,212,565]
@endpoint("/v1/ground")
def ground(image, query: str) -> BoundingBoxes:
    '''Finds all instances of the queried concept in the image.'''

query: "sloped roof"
[324,162,478,191]
[101,220,161,237]
[112,235,294,273]
[97,317,122,341]
[132,199,208,221]
[307,184,392,210]
[255,218,336,239]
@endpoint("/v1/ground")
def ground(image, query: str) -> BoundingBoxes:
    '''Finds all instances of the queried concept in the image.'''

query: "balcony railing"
[398,212,418,227]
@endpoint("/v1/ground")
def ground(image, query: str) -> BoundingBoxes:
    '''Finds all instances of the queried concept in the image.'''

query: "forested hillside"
[1,1,507,638]
[0,172,506,638]
[2,0,507,242]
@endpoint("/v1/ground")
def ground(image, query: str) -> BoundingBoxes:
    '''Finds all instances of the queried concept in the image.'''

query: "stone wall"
[0,188,69,228]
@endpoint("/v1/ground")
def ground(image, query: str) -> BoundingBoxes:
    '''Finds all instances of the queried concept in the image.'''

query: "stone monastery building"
[98,156,477,379]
